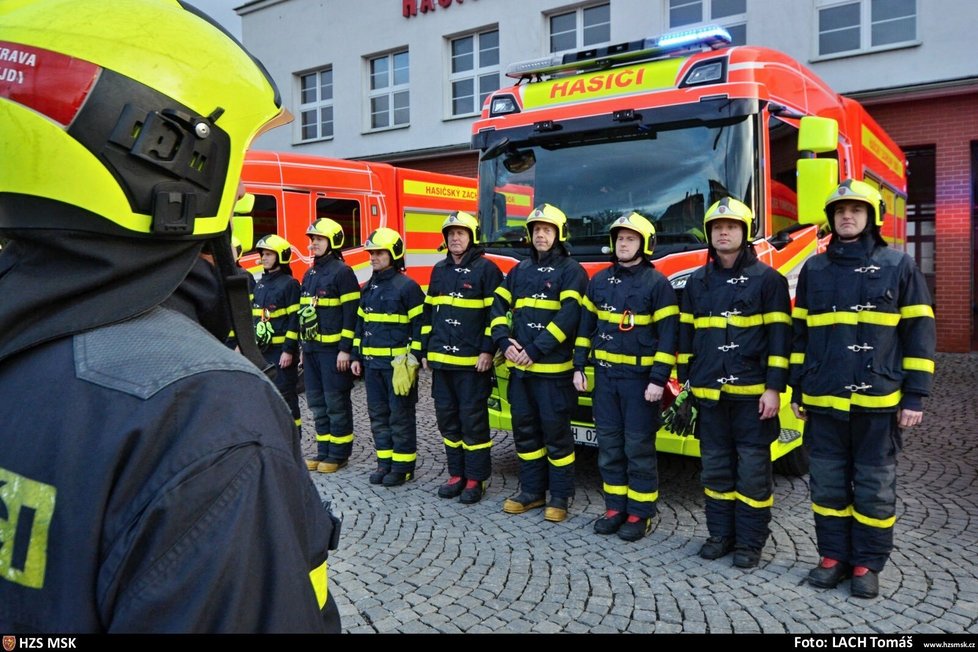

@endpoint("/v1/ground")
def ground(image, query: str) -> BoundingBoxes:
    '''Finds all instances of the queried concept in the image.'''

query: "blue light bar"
[653,25,732,50]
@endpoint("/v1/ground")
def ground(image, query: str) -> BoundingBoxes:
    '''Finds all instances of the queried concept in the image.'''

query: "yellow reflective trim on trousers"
[852,508,896,529]
[767,355,789,369]
[490,316,509,328]
[316,433,331,442]
[364,313,409,324]
[443,438,463,448]
[680,312,694,324]
[427,351,480,366]
[678,352,692,364]
[507,360,575,373]
[603,483,628,496]
[705,487,736,500]
[654,351,676,366]
[518,447,547,461]
[812,503,852,518]
[654,305,680,322]
[900,304,935,319]
[549,451,575,467]
[515,297,562,311]
[331,433,354,444]
[575,336,591,348]
[802,390,901,411]
[691,383,765,400]
[392,452,417,463]
[309,560,328,609]
[495,286,512,303]
[407,305,424,319]
[763,311,792,325]
[790,352,805,365]
[627,488,659,503]
[546,322,567,343]
[792,306,808,320]
[377,449,393,460]
[597,310,652,326]
[560,290,583,304]
[806,311,900,327]
[463,440,493,451]
[427,295,487,309]
[361,346,409,357]
[736,492,773,508]
[902,357,935,373]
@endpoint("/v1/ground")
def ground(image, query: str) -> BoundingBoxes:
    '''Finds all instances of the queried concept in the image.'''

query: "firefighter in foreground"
[491,204,588,522]
[573,213,678,541]
[300,218,361,473]
[421,212,503,504]
[253,234,302,428]
[0,0,339,632]
[351,228,426,486]
[790,180,935,598]
[675,198,792,568]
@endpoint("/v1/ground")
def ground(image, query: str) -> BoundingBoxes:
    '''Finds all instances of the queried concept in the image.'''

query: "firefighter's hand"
[759,389,780,420]
[421,357,429,371]
[645,382,664,404]
[898,408,923,428]
[505,339,532,366]
[336,350,351,373]
[475,352,492,372]
[573,370,587,392]
[351,360,362,377]
[791,402,807,421]
[279,351,293,368]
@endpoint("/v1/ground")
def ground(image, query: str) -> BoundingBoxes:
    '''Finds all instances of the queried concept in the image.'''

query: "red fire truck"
[471,25,907,474]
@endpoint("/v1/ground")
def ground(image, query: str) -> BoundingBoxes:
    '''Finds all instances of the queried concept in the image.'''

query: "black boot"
[850,566,879,599]
[369,466,391,485]
[698,536,734,560]
[807,557,851,588]
[593,510,626,535]
[617,515,652,542]
[437,475,465,499]
[459,480,485,504]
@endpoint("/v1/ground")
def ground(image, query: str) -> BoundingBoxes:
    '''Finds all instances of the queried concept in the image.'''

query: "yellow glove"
[391,353,420,396]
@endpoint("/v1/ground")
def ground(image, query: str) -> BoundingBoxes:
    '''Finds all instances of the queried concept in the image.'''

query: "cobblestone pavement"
[300,353,978,634]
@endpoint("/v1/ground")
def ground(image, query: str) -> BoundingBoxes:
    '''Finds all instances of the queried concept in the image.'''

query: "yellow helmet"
[0,0,288,240]
[824,179,885,228]
[306,218,345,250]
[441,211,481,247]
[704,197,754,240]
[526,203,569,242]
[256,234,293,265]
[364,227,405,261]
[609,212,656,257]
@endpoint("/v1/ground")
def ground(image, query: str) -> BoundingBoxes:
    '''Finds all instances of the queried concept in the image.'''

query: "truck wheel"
[773,443,809,476]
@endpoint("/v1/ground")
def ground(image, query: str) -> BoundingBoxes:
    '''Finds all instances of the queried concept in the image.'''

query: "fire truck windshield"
[477,114,755,261]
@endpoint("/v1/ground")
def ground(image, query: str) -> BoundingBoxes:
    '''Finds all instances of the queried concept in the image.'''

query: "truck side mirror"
[796,116,839,226]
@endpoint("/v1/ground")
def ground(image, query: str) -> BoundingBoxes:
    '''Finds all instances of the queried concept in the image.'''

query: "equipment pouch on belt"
[299,303,319,341]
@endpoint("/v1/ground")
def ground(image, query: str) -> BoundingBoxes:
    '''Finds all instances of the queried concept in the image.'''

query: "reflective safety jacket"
[574,261,678,384]
[490,247,588,377]
[0,307,340,632]
[789,236,935,416]
[352,266,425,370]
[678,249,792,405]
[422,246,503,369]
[253,268,300,353]
[300,253,360,354]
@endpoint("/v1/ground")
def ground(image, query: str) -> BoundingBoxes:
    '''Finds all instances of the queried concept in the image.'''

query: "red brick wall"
[867,93,978,352]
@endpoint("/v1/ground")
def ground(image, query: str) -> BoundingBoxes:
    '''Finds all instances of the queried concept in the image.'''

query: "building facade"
[239,0,978,351]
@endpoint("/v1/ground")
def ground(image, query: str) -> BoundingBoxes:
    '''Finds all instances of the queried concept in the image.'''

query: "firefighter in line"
[253,234,303,429]
[300,218,361,473]
[491,204,588,522]
[676,198,792,568]
[351,228,426,486]
[573,213,678,541]
[421,211,504,504]
[790,180,935,598]
[0,0,340,631]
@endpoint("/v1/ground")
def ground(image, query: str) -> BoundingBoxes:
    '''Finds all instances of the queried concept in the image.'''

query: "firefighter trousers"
[263,346,300,424]
[593,372,660,518]
[431,368,492,482]
[305,348,355,461]
[698,398,778,550]
[808,411,900,572]
[508,373,576,499]
[364,366,418,474]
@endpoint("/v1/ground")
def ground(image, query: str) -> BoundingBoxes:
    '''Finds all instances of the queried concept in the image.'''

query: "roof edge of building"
[848,75,978,105]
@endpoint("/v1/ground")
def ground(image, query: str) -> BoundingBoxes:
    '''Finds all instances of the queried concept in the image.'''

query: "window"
[297,68,333,142]
[449,29,500,117]
[368,51,409,130]
[251,194,279,248]
[549,3,610,53]
[905,146,936,300]
[316,197,362,249]
[817,0,916,57]
[669,0,747,46]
